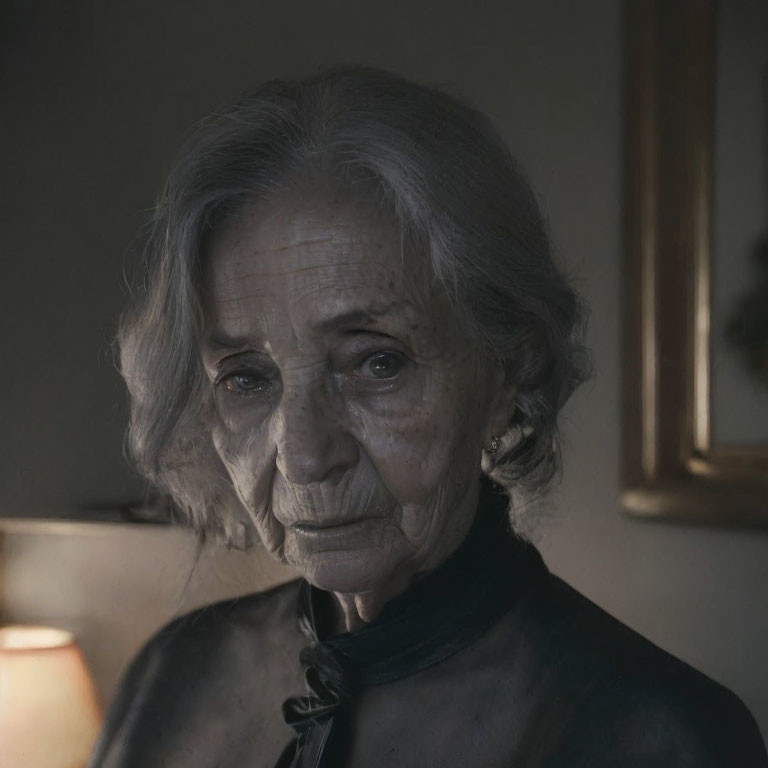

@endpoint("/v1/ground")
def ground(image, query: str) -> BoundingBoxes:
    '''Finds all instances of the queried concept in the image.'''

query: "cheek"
[214,389,275,435]
[211,422,275,514]
[356,376,484,507]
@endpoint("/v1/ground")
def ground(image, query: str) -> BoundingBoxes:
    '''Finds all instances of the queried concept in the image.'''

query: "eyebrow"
[315,304,399,334]
[202,330,252,352]
[202,303,403,354]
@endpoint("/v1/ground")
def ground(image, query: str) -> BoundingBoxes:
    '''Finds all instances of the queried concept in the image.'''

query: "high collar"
[298,477,546,686]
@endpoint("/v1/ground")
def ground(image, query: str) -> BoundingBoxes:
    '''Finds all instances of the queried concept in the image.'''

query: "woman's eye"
[219,370,271,396]
[358,351,405,380]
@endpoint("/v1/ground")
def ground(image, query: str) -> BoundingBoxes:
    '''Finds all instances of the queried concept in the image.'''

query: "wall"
[0,523,296,706]
[1,0,767,743]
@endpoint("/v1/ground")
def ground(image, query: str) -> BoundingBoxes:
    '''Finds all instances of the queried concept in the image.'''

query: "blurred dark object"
[726,235,768,384]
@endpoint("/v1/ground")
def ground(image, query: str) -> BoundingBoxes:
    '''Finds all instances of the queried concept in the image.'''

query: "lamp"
[0,625,103,768]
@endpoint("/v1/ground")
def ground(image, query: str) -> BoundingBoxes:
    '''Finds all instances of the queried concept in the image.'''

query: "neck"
[326,482,485,634]
[329,567,416,633]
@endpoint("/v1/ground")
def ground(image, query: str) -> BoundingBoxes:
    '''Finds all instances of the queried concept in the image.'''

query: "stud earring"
[483,425,534,461]
[481,425,534,479]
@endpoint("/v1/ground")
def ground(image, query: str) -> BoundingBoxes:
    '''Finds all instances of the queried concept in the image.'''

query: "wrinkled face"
[202,188,512,595]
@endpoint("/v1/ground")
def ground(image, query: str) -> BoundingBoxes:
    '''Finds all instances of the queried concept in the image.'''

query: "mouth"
[291,517,389,539]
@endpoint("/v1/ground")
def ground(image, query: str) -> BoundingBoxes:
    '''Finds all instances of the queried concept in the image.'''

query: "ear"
[482,360,517,446]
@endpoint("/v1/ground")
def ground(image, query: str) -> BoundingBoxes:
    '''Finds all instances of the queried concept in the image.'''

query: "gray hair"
[119,65,589,539]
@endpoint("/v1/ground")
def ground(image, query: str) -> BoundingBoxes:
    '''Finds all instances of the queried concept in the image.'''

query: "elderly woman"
[90,67,766,767]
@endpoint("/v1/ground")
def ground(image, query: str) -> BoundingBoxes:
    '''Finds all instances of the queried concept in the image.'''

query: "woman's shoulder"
[127,577,307,679]
[88,579,306,768]
[152,577,304,648]
[507,569,768,766]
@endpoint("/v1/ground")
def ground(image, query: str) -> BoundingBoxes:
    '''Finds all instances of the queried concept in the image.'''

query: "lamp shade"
[0,625,102,768]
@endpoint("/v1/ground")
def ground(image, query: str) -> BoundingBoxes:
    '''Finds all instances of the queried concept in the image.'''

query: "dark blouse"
[89,483,768,767]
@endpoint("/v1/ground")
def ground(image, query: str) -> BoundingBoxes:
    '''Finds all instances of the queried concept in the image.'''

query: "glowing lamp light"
[0,625,103,768]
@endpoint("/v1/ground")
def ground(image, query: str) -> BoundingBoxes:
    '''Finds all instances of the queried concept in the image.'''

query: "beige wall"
[2,0,767,744]
[0,524,296,707]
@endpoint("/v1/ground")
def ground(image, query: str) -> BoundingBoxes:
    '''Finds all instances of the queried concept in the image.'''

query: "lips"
[291,517,388,538]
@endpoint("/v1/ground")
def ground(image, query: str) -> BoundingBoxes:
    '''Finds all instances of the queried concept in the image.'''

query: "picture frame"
[622,0,768,526]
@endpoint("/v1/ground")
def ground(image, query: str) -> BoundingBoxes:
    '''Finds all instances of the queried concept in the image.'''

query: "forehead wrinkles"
[216,195,400,264]
[208,260,390,305]
[209,207,403,291]
[204,193,451,346]
[210,259,406,339]
[283,260,394,309]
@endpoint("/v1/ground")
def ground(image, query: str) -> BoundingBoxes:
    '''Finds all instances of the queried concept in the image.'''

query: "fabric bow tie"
[277,642,358,768]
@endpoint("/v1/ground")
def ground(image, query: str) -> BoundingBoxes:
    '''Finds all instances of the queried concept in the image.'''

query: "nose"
[272,378,359,485]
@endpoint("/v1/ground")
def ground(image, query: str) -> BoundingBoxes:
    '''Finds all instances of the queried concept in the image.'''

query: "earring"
[482,425,534,470]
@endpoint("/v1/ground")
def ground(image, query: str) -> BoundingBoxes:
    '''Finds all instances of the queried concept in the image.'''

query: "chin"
[282,515,409,594]
[292,547,399,595]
